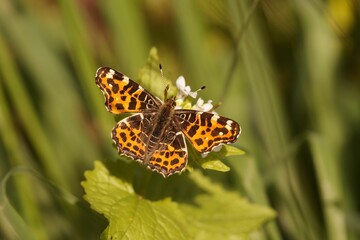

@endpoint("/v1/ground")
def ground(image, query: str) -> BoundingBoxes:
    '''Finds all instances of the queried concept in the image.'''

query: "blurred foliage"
[0,0,359,239]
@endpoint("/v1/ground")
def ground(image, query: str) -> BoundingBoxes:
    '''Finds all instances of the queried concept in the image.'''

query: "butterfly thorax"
[144,97,176,162]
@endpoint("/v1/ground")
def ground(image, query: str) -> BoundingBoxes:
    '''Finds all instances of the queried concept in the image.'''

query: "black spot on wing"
[123,82,138,95]
[199,112,212,126]
[178,151,186,158]
[217,117,228,125]
[112,84,119,93]
[211,127,229,137]
[115,103,124,110]
[119,132,126,142]
[138,91,147,101]
[188,124,200,137]
[128,98,137,109]
[194,138,203,145]
[170,158,179,165]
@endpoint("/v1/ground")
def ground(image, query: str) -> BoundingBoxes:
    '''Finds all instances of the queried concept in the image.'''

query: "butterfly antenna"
[189,85,206,97]
[159,64,164,78]
[196,85,206,93]
[159,64,170,100]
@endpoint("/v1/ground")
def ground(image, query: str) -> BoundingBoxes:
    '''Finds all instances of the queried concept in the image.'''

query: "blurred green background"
[1,0,359,239]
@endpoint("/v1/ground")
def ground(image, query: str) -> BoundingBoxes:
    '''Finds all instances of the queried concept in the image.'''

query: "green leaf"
[189,145,246,172]
[82,161,275,240]
[82,161,189,240]
[181,171,276,239]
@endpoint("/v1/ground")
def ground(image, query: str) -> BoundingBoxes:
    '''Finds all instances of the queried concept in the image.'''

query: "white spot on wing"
[225,125,232,131]
[122,76,130,84]
[211,115,220,122]
[105,69,115,78]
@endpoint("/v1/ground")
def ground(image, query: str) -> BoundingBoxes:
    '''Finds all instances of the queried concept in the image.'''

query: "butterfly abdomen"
[145,100,176,157]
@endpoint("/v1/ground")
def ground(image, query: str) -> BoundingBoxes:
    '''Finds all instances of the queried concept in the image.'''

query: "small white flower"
[176,76,197,99]
[192,98,213,112]
[175,75,215,114]
[175,98,184,109]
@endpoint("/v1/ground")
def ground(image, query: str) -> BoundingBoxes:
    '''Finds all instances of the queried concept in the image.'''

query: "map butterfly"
[96,67,241,177]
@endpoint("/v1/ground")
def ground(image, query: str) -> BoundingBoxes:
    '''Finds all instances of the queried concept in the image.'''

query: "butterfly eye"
[180,114,186,119]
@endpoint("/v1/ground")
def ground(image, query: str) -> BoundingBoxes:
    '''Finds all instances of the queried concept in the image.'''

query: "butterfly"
[95,67,241,177]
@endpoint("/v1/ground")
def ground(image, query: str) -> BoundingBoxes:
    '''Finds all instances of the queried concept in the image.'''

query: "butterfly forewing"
[175,110,241,153]
[96,67,162,114]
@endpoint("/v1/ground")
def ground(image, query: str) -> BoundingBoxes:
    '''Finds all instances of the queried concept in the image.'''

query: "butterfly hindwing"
[175,110,241,153]
[112,113,148,161]
[111,113,188,177]
[147,122,188,177]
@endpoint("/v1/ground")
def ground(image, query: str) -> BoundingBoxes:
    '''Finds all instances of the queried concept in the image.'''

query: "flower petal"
[176,76,186,89]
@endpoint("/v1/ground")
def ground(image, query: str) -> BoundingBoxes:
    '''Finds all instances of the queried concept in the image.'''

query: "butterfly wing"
[112,113,187,177]
[96,67,162,114]
[147,122,188,177]
[112,113,149,161]
[175,110,241,153]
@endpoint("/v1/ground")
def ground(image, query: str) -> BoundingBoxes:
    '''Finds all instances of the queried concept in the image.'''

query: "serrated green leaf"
[180,171,276,240]
[82,161,275,240]
[82,161,189,240]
